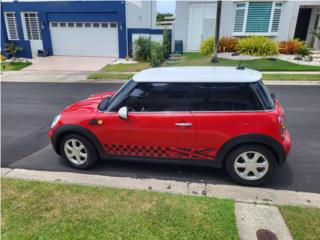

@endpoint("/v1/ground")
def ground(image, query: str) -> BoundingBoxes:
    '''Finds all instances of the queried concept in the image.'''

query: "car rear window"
[249,81,275,109]
[191,83,263,111]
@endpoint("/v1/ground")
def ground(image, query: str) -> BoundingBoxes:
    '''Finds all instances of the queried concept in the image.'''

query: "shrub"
[200,37,215,56]
[238,36,279,56]
[298,46,310,57]
[5,42,23,60]
[218,37,239,52]
[279,39,304,54]
[133,37,151,61]
[1,54,6,62]
[162,29,171,58]
[150,42,164,67]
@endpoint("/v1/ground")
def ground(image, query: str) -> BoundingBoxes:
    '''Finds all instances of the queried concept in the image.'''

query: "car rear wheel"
[60,134,98,169]
[225,145,276,186]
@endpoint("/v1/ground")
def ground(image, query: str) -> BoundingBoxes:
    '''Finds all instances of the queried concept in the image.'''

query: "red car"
[49,67,291,185]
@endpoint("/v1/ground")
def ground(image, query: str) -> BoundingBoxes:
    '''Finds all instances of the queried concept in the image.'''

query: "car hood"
[63,91,115,114]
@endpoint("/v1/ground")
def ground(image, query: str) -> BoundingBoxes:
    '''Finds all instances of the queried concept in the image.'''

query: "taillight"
[278,116,286,138]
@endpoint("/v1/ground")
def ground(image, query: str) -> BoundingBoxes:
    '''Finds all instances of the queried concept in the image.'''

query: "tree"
[156,13,173,23]
[211,0,222,63]
[162,29,171,58]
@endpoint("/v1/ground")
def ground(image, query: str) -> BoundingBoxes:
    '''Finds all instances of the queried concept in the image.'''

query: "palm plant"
[5,42,23,60]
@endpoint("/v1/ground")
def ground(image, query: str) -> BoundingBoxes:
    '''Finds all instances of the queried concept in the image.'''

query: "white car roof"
[132,67,262,83]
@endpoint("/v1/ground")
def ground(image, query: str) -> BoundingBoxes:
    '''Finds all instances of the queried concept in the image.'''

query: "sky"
[157,0,176,14]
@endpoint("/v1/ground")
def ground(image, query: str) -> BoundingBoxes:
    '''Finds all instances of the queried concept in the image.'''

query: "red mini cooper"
[49,67,291,185]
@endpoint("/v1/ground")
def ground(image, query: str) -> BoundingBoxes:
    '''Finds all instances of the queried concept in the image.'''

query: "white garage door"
[187,3,216,51]
[50,22,119,57]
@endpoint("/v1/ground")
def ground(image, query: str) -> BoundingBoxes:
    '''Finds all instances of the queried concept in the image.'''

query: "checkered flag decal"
[104,144,216,160]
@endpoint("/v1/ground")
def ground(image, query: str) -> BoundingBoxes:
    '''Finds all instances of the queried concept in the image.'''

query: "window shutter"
[234,8,246,32]
[246,2,273,33]
[271,3,283,32]
[271,9,281,32]
[5,13,19,40]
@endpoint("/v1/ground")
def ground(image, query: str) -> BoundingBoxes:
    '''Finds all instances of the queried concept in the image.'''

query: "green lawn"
[87,73,133,80]
[279,205,320,240]
[101,62,150,72]
[262,74,320,80]
[1,61,32,71]
[167,52,320,71]
[1,178,238,240]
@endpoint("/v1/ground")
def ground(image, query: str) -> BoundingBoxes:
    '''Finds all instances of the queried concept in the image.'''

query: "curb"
[2,168,320,208]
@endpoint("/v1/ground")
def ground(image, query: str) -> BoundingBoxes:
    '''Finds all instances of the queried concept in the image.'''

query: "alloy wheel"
[234,151,269,181]
[64,139,88,165]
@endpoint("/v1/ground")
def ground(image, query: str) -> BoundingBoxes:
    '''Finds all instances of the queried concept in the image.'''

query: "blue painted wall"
[1,1,127,58]
[127,28,172,57]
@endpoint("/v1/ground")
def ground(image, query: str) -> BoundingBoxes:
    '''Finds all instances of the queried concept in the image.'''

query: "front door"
[97,82,196,160]
[294,8,312,40]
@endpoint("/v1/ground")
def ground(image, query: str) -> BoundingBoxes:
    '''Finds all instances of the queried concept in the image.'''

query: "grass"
[101,62,150,72]
[167,52,320,71]
[1,178,238,240]
[87,73,133,80]
[1,61,32,71]
[279,205,320,240]
[262,74,320,80]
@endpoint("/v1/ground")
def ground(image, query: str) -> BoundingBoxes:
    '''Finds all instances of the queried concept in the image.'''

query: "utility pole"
[211,0,222,63]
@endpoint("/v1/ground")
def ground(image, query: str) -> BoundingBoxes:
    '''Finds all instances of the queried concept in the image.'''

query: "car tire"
[60,134,98,169]
[225,145,277,186]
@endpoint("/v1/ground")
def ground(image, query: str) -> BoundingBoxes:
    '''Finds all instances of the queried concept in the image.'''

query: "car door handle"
[175,122,193,127]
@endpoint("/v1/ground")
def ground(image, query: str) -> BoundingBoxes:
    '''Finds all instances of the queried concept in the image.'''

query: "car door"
[96,82,196,160]
[191,83,262,161]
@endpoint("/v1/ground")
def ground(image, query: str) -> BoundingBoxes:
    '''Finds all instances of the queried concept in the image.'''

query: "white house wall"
[174,1,191,52]
[125,0,157,29]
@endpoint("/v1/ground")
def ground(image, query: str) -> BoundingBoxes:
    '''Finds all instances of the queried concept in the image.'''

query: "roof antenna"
[237,60,245,70]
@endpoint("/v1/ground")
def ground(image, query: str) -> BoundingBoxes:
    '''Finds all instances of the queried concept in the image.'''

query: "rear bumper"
[279,130,291,165]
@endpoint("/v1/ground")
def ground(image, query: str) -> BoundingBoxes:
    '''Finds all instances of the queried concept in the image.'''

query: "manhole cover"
[256,229,278,240]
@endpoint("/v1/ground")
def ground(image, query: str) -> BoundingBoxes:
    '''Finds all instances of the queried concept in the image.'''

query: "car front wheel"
[225,145,276,186]
[60,134,98,169]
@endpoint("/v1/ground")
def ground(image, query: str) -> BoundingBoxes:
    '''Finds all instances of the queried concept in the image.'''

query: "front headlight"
[51,114,61,128]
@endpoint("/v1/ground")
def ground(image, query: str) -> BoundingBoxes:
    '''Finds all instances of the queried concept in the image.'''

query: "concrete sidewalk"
[1,70,89,82]
[261,71,320,74]
[2,168,320,208]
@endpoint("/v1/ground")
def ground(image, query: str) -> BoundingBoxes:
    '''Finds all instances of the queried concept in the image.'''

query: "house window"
[234,2,283,35]
[92,23,100,28]
[23,12,41,40]
[4,12,19,40]
[110,23,117,28]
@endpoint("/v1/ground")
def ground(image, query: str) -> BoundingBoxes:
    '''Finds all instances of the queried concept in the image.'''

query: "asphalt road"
[2,82,320,193]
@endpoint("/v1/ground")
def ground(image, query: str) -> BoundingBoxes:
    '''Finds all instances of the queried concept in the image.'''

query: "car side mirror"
[118,106,128,120]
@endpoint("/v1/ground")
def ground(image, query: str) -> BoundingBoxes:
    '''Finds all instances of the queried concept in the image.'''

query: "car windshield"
[98,96,111,111]
[106,79,136,111]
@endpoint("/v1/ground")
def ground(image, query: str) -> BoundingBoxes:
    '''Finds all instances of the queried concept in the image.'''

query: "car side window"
[192,83,263,111]
[116,82,191,112]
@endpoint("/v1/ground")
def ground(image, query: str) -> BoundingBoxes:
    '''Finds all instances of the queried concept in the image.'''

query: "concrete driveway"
[24,56,117,71]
